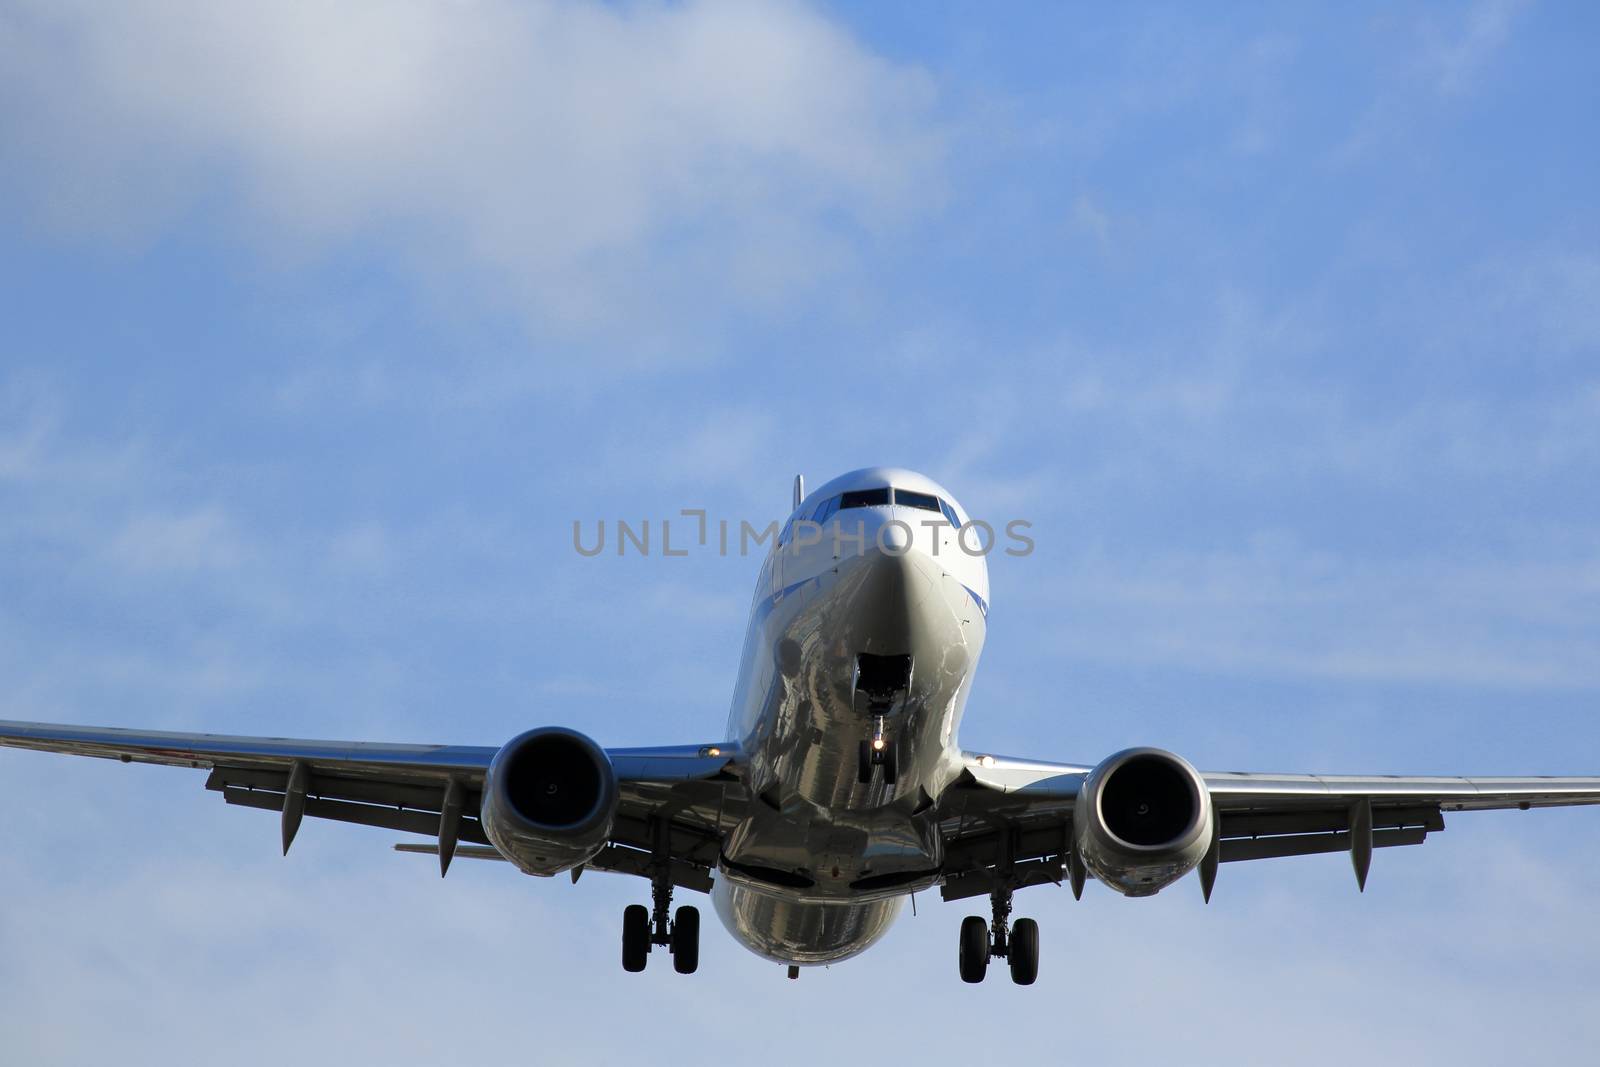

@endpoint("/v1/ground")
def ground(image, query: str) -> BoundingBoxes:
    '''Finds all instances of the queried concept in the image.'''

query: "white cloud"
[1330,0,1528,165]
[0,0,943,334]
[1422,0,1528,96]
[107,508,247,572]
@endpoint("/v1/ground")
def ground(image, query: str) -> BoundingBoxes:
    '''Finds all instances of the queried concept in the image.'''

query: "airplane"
[4,465,1599,985]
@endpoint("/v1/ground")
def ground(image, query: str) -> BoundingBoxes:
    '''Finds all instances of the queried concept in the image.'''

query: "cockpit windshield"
[893,489,940,512]
[839,488,891,509]
[808,486,956,521]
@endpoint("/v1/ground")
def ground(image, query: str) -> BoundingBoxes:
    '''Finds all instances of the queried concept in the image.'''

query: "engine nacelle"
[1073,747,1213,897]
[480,727,618,877]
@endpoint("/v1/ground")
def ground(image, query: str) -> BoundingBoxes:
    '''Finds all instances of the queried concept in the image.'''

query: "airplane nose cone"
[880,522,910,552]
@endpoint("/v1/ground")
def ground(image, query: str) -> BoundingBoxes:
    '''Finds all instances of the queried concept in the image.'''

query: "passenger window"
[839,488,890,509]
[893,489,940,512]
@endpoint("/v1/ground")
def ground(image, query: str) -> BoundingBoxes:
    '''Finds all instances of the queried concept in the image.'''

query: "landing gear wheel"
[671,905,700,975]
[882,740,898,785]
[1008,917,1039,986]
[857,739,873,784]
[959,915,990,983]
[622,904,650,973]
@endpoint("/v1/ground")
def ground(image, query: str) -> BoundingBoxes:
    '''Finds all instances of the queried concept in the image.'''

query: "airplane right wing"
[935,750,1600,902]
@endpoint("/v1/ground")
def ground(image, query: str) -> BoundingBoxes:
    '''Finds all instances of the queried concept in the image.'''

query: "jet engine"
[480,727,618,877]
[1073,747,1213,897]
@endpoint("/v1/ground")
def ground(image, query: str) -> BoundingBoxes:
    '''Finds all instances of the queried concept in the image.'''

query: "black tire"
[857,739,873,784]
[622,904,650,973]
[882,740,898,785]
[1008,918,1039,986]
[958,915,989,984]
[672,905,701,975]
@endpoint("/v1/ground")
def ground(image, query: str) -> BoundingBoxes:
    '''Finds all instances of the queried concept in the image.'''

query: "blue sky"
[1,1,1597,1062]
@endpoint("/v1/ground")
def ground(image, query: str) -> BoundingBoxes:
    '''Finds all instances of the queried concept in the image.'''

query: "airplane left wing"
[937,751,1600,901]
[0,719,744,888]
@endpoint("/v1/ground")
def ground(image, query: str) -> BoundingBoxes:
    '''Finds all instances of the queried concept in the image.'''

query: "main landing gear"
[958,885,1039,986]
[622,822,699,975]
[622,872,699,974]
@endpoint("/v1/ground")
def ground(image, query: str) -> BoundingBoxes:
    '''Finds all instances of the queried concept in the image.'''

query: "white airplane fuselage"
[712,468,990,965]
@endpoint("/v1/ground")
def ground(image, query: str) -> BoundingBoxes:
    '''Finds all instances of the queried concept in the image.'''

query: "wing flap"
[221,786,493,845]
[583,843,715,893]
[204,765,476,813]
[1221,803,1445,838]
[940,857,1062,902]
[1222,827,1427,863]
[394,843,506,863]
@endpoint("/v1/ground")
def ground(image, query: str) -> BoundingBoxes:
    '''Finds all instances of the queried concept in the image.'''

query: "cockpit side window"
[839,488,890,509]
[938,498,961,528]
[812,495,840,525]
[893,489,940,512]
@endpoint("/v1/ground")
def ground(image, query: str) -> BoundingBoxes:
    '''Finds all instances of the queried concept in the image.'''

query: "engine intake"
[481,727,618,877]
[1073,747,1212,897]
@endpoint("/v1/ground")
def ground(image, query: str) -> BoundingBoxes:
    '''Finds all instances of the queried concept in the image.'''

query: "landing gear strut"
[621,820,700,975]
[958,886,1039,985]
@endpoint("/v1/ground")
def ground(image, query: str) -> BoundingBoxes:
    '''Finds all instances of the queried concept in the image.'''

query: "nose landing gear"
[857,713,899,785]
[853,653,909,787]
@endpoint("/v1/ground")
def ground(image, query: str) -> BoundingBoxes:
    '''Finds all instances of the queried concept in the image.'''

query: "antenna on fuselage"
[793,474,805,509]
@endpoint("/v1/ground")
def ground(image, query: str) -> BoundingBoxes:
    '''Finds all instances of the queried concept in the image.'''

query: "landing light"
[977,755,996,768]
[872,738,885,751]
[703,746,722,758]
